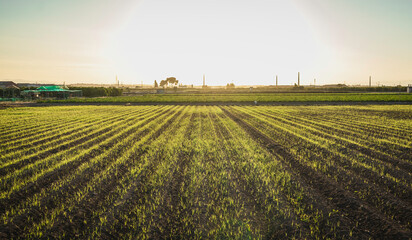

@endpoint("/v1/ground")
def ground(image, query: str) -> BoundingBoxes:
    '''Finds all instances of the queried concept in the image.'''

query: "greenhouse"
[21,85,82,100]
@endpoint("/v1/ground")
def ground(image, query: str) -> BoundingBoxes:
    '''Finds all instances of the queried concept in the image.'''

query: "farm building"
[0,81,20,99]
[407,85,412,93]
[21,85,82,99]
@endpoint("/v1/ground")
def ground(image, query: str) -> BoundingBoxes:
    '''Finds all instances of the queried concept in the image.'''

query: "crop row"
[0,105,411,239]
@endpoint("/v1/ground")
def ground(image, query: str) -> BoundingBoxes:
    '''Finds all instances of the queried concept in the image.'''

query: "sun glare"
[101,0,329,86]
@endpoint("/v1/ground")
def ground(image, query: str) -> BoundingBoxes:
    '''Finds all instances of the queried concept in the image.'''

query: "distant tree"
[154,80,158,88]
[226,83,235,89]
[69,87,122,97]
[160,80,167,88]
[166,77,178,87]
[158,77,179,88]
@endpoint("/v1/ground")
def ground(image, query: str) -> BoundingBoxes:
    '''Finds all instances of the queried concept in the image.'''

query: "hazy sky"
[1,0,411,86]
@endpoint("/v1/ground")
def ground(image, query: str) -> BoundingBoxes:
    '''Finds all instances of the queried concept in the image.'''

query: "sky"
[1,0,411,86]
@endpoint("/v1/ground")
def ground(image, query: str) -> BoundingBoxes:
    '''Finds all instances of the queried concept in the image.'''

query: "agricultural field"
[38,92,412,104]
[0,105,411,239]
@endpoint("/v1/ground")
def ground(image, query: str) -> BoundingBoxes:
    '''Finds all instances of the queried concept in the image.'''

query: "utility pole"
[298,72,300,86]
[203,74,205,87]
[276,75,278,87]
[314,78,316,86]
[116,75,119,87]
[369,76,371,87]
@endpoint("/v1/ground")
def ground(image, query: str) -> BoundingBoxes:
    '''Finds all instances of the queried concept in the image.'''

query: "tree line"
[69,87,123,97]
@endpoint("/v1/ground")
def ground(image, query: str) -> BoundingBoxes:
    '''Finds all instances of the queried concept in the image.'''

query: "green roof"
[37,86,69,91]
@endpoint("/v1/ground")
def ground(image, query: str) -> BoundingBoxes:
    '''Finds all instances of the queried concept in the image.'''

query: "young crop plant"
[0,105,411,239]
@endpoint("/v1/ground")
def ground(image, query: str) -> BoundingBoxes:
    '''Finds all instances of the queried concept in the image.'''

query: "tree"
[154,80,158,88]
[160,80,167,88]
[166,77,178,86]
[226,83,235,89]
[158,77,179,88]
